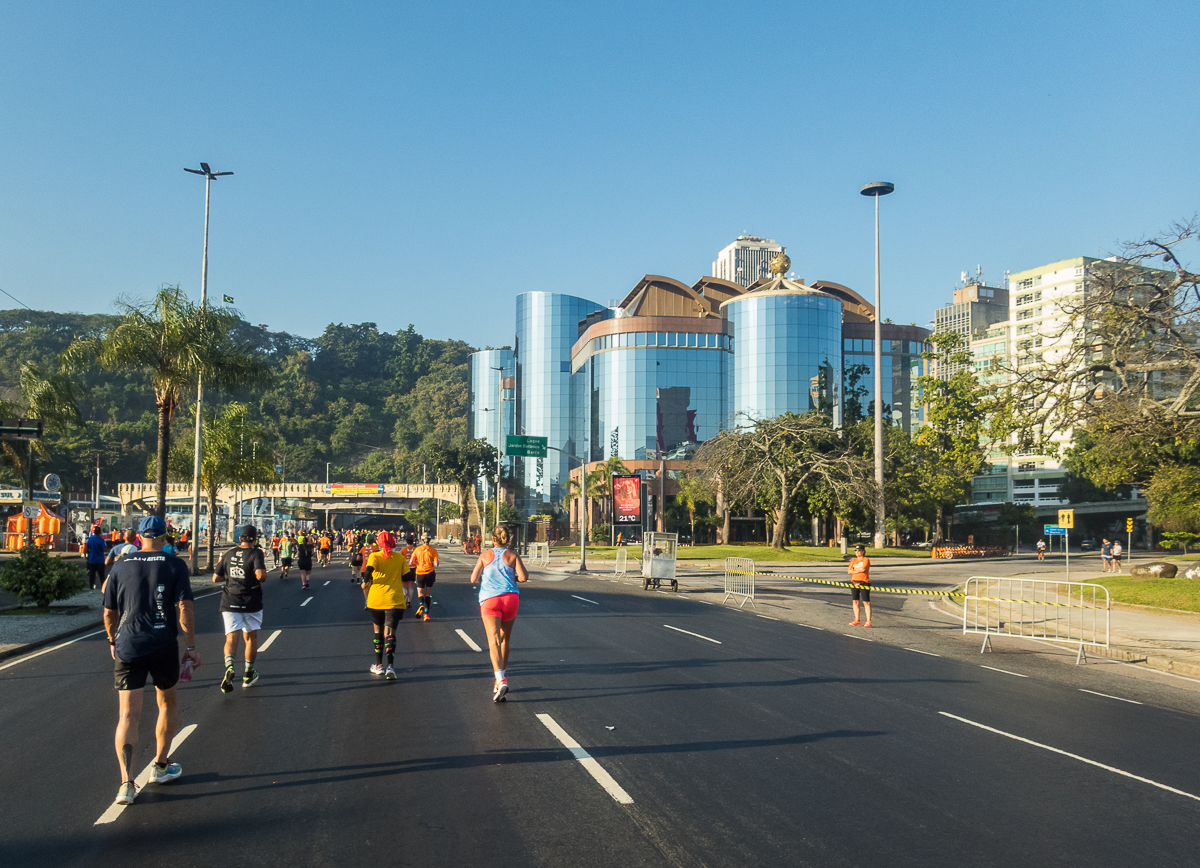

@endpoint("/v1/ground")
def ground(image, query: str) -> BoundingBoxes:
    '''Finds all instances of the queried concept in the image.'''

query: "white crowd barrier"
[614,547,628,579]
[530,542,550,567]
[722,557,756,608]
[962,576,1110,664]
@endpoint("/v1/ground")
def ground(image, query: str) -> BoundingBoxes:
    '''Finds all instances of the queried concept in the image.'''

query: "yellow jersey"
[365,550,409,609]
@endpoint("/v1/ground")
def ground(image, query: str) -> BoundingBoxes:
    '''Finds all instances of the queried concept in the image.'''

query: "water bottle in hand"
[179,658,194,683]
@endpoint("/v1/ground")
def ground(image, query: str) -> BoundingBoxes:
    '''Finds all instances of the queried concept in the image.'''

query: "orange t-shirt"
[413,543,438,575]
[400,544,417,568]
[847,556,870,583]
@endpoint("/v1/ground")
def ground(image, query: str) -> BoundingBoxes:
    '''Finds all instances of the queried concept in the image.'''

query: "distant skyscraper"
[712,235,784,287]
[932,276,1008,380]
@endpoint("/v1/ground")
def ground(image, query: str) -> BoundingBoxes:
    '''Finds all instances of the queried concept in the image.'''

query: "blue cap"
[138,515,167,538]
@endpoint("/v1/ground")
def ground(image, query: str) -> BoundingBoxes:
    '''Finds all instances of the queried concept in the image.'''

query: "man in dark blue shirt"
[85,526,107,592]
[102,515,199,807]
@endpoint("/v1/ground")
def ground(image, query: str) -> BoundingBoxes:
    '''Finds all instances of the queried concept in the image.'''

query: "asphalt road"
[2,550,1198,867]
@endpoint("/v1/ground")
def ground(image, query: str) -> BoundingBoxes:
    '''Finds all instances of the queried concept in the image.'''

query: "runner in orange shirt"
[847,544,872,627]
[399,533,418,608]
[412,535,439,621]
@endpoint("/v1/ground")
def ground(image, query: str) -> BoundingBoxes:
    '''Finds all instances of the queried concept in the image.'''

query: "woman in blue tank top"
[469,526,528,702]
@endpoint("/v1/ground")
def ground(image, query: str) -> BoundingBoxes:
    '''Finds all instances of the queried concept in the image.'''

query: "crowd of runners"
[101,518,527,806]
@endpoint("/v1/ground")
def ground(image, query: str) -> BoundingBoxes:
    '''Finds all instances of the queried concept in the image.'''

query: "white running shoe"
[493,678,508,703]
[151,762,182,784]
[370,664,384,676]
[115,782,136,805]
[385,666,396,681]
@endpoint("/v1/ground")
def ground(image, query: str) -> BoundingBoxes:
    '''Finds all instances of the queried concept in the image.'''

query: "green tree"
[0,545,86,608]
[675,470,715,544]
[165,402,278,569]
[0,361,83,499]
[914,334,989,542]
[430,439,496,536]
[62,287,273,517]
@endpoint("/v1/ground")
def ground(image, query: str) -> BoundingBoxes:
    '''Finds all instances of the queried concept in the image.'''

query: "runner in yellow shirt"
[360,530,408,680]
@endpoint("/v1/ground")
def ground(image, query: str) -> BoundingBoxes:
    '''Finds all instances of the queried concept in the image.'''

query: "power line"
[0,288,33,310]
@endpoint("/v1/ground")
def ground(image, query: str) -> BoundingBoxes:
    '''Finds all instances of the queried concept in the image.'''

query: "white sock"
[495,670,503,681]
[498,669,506,680]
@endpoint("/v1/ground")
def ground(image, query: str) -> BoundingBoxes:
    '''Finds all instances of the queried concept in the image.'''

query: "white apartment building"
[712,235,784,287]
[970,256,1100,508]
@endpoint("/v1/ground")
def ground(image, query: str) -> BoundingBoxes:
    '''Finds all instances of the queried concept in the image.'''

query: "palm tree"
[166,403,277,569]
[62,286,272,518]
[0,361,83,486]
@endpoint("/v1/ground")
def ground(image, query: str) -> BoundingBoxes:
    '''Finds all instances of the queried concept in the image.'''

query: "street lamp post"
[861,181,894,551]
[184,162,233,574]
[490,366,508,534]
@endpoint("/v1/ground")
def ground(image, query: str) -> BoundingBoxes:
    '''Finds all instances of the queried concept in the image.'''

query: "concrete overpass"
[117,482,465,520]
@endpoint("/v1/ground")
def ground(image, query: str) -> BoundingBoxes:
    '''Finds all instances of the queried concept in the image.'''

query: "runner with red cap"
[361,530,409,680]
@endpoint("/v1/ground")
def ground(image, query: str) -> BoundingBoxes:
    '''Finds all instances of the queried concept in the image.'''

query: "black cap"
[854,544,866,552]
[240,525,258,539]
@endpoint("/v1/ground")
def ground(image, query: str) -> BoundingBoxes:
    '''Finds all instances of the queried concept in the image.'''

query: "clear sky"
[2,1,1197,348]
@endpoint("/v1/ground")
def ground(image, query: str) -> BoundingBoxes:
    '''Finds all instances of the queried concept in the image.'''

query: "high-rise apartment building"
[933,276,1009,380]
[712,236,784,287]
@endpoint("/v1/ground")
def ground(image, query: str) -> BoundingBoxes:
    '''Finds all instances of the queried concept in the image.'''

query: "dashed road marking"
[95,724,198,825]
[258,630,282,653]
[571,595,599,605]
[323,580,330,586]
[301,597,313,607]
[980,665,1027,678]
[536,713,633,804]
[455,629,482,652]
[843,633,874,642]
[0,629,106,672]
[663,625,721,644]
[1080,688,1142,705]
[906,648,941,657]
[939,712,1200,803]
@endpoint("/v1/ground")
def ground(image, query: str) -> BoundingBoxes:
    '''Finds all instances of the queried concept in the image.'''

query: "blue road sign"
[1044,525,1067,535]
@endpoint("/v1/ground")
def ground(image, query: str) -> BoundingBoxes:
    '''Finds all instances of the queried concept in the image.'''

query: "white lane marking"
[756,615,778,621]
[95,723,197,825]
[258,630,282,653]
[938,712,1200,803]
[455,629,482,652]
[0,628,107,672]
[663,625,721,644]
[980,665,1028,678]
[536,713,633,804]
[323,580,330,586]
[796,624,824,631]
[907,648,941,657]
[1117,662,1200,685]
[1080,688,1143,705]
[571,595,599,605]
[301,597,313,607]
[695,600,712,605]
[843,633,874,642]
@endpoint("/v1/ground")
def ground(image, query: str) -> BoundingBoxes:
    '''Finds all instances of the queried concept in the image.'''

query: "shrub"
[0,545,87,608]
[589,522,611,544]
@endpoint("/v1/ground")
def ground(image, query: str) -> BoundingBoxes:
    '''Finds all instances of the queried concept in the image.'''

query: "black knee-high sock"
[385,635,396,666]
[422,595,431,610]
[373,633,383,665]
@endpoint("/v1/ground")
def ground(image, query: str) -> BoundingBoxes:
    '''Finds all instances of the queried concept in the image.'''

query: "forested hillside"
[0,309,477,494]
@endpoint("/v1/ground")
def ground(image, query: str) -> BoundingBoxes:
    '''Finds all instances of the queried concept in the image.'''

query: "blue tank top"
[478,548,519,603]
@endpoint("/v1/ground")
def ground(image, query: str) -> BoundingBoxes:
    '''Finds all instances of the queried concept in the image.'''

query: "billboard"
[612,475,641,525]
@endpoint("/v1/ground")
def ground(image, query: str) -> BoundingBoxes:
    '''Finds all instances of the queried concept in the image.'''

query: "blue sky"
[2,1,1197,348]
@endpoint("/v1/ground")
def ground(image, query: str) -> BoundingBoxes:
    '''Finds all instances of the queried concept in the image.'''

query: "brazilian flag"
[223,295,234,303]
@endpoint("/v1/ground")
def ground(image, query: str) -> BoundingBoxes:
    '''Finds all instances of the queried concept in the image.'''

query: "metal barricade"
[962,576,1110,663]
[530,542,550,567]
[614,547,628,579]
[722,557,756,608]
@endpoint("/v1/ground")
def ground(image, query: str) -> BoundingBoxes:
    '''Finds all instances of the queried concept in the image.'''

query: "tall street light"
[184,162,233,574]
[861,181,894,551]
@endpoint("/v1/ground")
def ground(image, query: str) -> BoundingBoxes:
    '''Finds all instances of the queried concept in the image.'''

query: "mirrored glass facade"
[576,331,732,462]
[725,293,843,425]
[468,349,514,498]
[515,291,604,513]
[841,323,930,433]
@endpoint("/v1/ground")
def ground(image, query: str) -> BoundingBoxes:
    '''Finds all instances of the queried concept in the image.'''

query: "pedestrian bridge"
[117,482,462,518]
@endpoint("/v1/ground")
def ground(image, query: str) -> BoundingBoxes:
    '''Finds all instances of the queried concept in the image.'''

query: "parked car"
[1079,538,1098,551]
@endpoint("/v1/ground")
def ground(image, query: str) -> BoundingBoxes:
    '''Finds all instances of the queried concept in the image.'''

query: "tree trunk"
[206,486,219,573]
[722,508,731,546]
[934,504,945,543]
[155,401,171,518]
[772,483,790,550]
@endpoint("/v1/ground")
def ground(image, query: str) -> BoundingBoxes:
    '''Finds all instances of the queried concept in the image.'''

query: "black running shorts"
[415,571,436,589]
[369,607,405,629]
[114,642,180,691]
[87,563,105,586]
[850,583,870,602]
[281,558,292,567]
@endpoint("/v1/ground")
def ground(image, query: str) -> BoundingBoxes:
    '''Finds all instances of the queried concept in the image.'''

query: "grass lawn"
[545,544,928,562]
[1092,575,1200,613]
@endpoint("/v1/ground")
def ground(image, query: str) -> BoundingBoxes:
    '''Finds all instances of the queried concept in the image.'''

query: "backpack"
[350,547,364,567]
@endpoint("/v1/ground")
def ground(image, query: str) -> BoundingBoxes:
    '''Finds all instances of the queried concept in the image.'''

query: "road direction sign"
[0,418,42,440]
[506,435,548,458]
[1058,509,1074,529]
[1044,525,1066,535]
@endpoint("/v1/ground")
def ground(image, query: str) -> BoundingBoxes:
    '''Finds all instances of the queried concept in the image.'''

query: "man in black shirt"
[213,524,267,692]
[103,514,198,806]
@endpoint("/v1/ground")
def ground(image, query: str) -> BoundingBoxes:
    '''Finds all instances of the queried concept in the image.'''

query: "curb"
[0,618,104,663]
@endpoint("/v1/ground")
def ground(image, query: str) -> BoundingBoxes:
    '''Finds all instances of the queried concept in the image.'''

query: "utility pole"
[861,181,895,550]
[491,366,507,533]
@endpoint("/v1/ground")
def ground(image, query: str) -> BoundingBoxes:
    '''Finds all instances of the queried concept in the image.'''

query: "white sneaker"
[370,664,384,675]
[151,762,182,784]
[385,666,396,681]
[493,678,508,702]
[115,782,136,804]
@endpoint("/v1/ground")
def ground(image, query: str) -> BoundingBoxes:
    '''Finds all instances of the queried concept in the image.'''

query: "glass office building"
[722,285,844,426]
[514,291,604,514]
[841,322,930,433]
[571,325,733,462]
[468,349,514,498]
